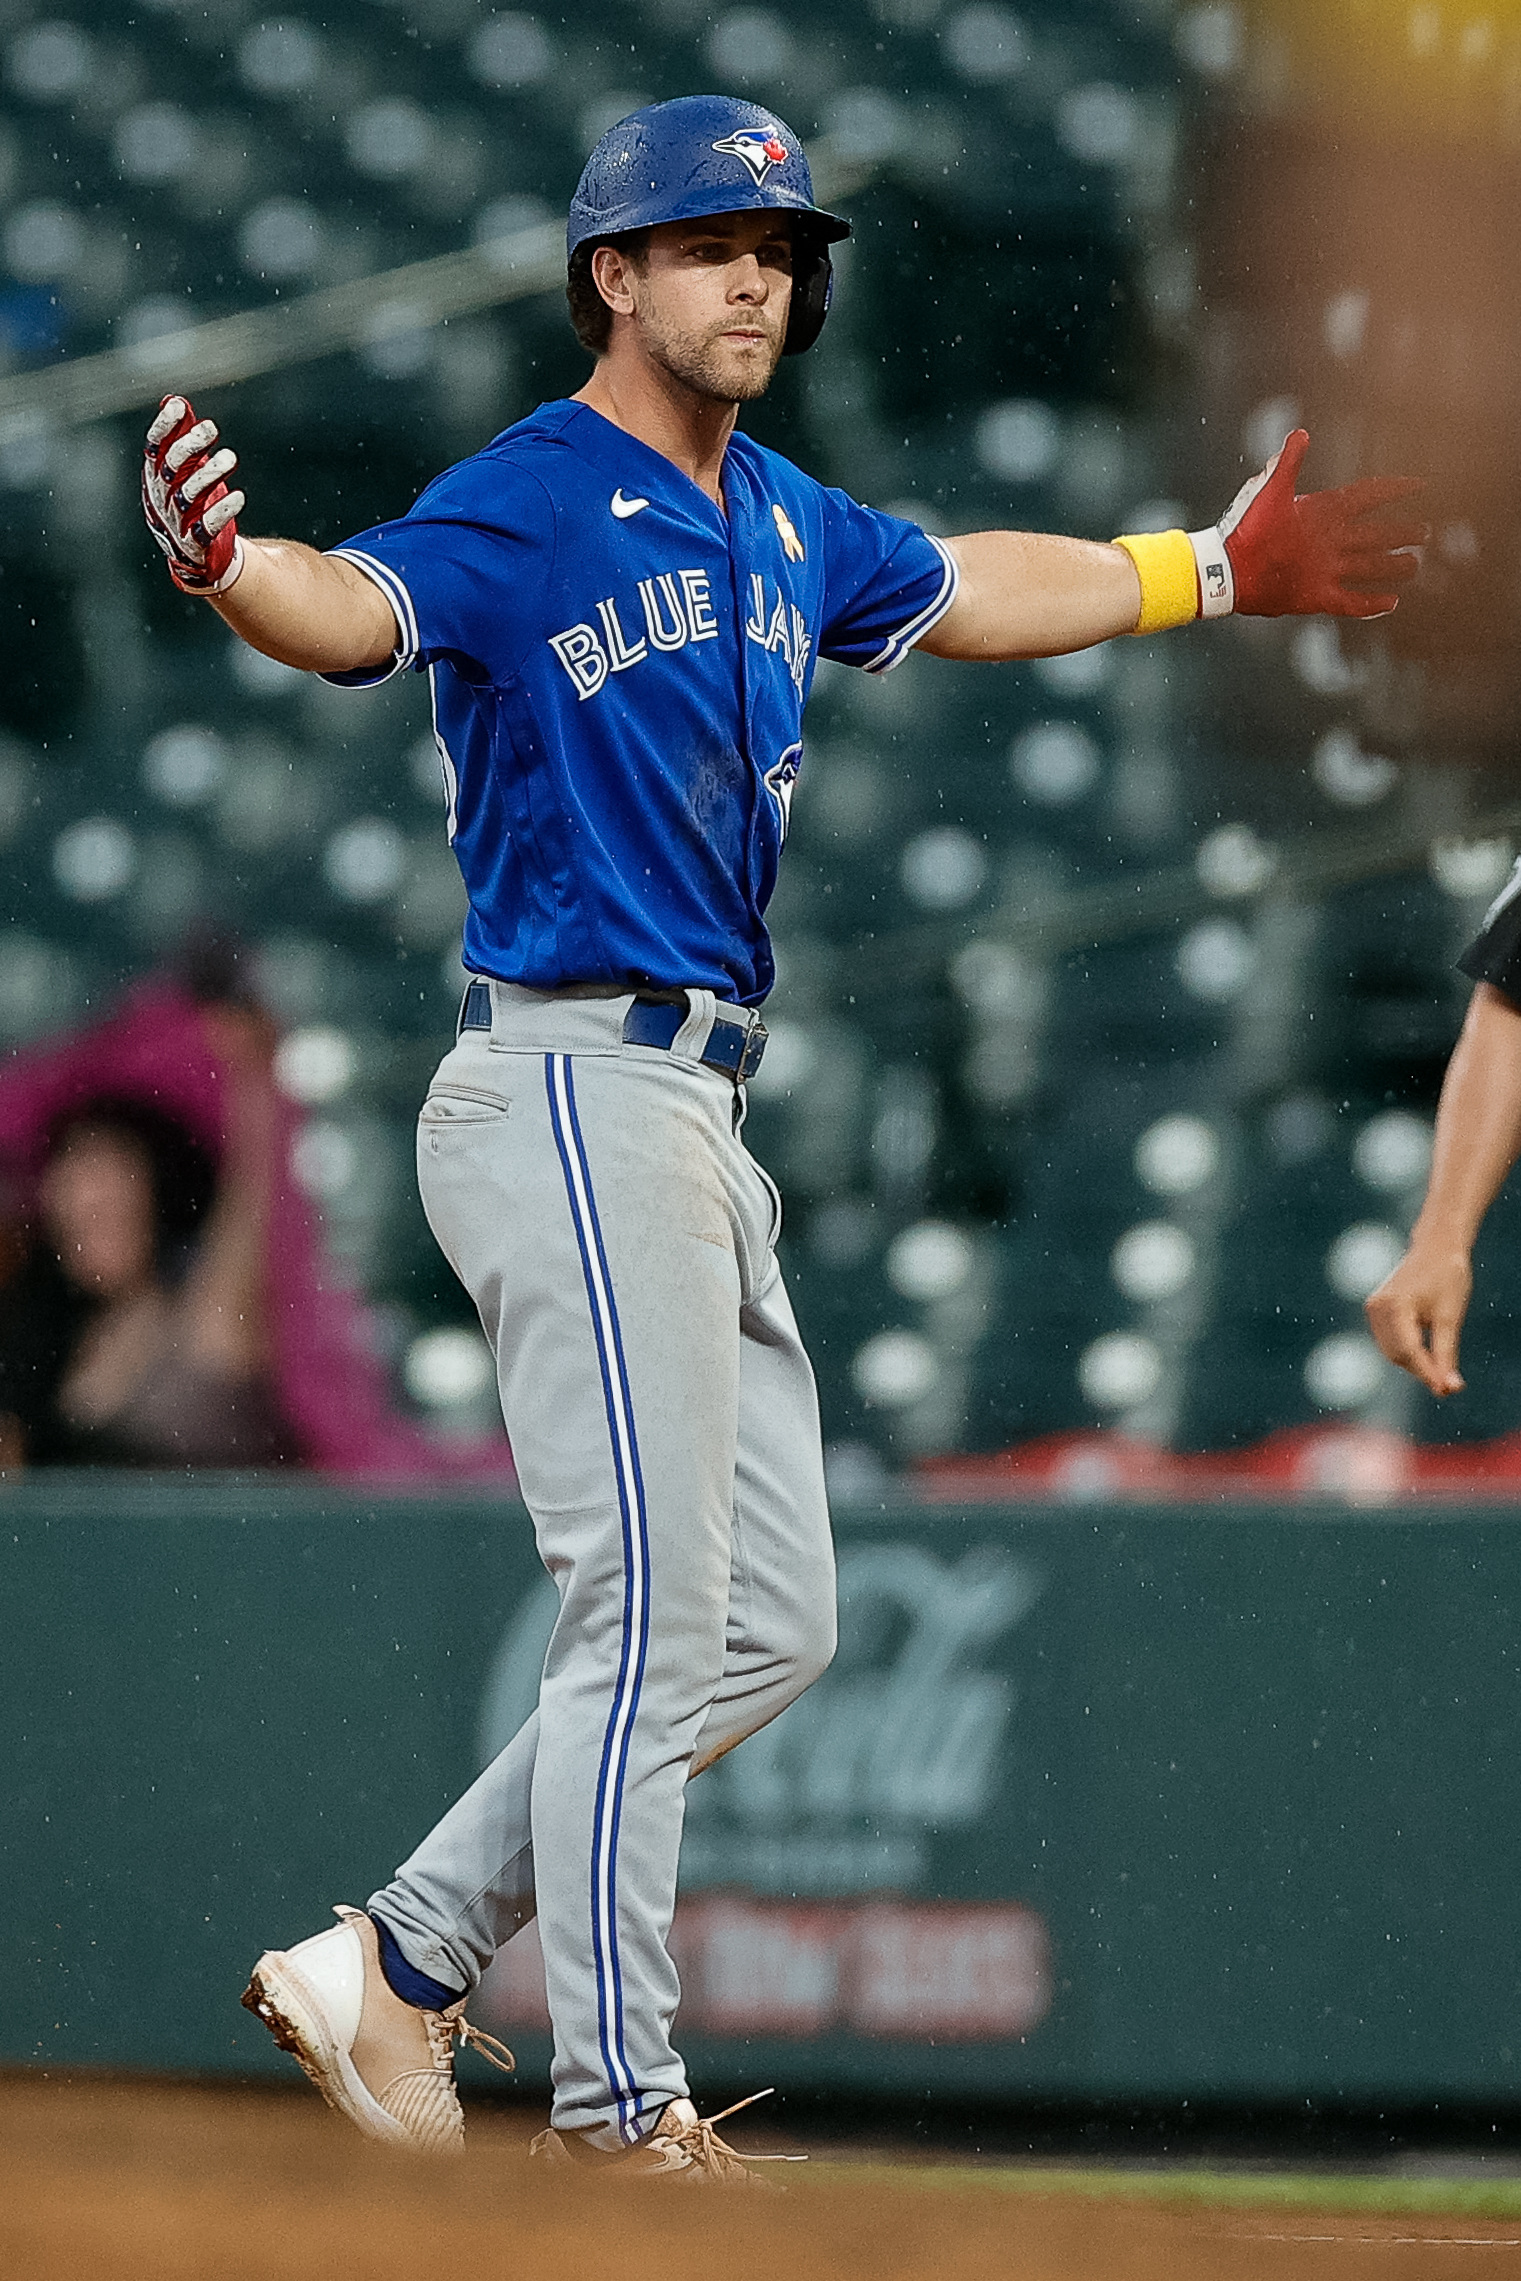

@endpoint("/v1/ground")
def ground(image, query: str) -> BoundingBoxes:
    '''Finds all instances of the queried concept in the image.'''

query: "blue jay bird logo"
[764,742,802,838]
[711,128,790,185]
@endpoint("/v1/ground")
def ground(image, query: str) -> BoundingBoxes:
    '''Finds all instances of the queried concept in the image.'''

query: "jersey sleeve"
[1458,860,1521,1005]
[814,485,960,674]
[319,455,556,689]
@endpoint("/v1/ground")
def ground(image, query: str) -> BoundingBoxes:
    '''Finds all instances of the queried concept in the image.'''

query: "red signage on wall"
[481,1895,1051,2044]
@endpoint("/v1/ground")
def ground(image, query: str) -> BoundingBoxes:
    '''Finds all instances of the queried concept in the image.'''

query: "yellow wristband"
[1112,528,1200,635]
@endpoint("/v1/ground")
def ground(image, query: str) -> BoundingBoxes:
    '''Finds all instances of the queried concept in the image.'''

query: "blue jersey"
[325,399,958,1005]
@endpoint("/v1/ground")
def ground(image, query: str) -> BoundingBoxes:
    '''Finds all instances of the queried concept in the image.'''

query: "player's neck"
[575,352,739,511]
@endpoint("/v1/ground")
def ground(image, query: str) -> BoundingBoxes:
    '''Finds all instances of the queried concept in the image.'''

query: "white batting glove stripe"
[181,446,238,503]
[164,419,219,472]
[1187,526,1234,616]
[201,490,245,535]
[146,396,187,448]
[143,391,244,596]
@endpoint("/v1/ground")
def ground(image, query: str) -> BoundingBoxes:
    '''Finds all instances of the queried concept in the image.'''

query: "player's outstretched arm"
[1365,984,1521,1396]
[920,429,1426,662]
[923,529,1145,659]
[142,396,397,677]
[209,537,398,676]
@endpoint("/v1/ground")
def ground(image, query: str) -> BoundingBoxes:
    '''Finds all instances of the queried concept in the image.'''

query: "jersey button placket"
[727,467,785,951]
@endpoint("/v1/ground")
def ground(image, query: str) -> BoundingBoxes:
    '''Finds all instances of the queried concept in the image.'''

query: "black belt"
[458,982,768,1082]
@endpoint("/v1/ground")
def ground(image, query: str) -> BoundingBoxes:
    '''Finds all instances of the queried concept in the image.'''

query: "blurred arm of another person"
[1365,983,1521,1397]
[177,1001,280,1384]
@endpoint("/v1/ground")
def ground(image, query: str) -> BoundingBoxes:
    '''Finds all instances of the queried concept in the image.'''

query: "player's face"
[616,212,794,402]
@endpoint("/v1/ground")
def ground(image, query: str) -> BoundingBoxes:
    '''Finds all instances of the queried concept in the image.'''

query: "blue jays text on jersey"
[324,399,958,1006]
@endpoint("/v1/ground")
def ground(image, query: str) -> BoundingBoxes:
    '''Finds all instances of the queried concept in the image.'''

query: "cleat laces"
[660,2089,806,2179]
[455,2017,517,2074]
[432,2010,516,2076]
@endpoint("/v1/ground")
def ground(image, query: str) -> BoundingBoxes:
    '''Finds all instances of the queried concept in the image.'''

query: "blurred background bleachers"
[1,0,1519,1481]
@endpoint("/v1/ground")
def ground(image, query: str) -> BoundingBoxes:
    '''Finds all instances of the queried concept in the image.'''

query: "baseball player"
[141,95,1423,2183]
[1366,879,1521,1397]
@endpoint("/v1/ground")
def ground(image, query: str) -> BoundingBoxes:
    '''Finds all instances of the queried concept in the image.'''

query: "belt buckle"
[737,1013,768,1082]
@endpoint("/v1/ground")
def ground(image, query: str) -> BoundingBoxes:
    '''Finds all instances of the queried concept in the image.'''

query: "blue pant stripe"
[544,1053,650,2141]
[563,1056,654,2140]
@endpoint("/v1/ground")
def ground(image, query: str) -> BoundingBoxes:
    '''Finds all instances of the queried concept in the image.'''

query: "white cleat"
[241,1905,513,2154]
[529,2090,798,2186]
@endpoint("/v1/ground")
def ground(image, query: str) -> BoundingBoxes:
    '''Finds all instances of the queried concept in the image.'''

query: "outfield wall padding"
[3,1475,1518,2104]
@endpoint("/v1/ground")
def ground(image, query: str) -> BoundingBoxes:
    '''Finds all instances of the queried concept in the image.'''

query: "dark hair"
[566,230,650,356]
[176,921,258,1010]
[44,1093,218,1283]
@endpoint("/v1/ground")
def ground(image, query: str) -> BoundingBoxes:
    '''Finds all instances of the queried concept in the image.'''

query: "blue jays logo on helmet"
[710,127,790,186]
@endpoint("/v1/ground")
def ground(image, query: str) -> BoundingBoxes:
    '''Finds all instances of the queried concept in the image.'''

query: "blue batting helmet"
[567,94,851,356]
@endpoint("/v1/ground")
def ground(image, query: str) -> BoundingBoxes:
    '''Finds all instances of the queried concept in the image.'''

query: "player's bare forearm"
[1365,983,1521,1394]
[1409,985,1521,1250]
[209,539,398,677]
[920,531,1142,661]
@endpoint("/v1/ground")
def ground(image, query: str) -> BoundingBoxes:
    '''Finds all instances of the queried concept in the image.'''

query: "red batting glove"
[142,393,246,595]
[1218,429,1427,619]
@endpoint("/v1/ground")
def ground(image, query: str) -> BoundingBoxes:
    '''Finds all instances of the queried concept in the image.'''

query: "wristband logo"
[1201,555,1229,604]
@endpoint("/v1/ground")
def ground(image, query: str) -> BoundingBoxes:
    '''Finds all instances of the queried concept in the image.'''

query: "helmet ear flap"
[782,235,833,356]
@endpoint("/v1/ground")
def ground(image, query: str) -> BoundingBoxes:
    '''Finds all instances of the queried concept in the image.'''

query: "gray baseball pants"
[367,983,836,2149]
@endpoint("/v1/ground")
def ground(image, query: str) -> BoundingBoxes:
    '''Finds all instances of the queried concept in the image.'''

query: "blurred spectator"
[0,1005,294,1466]
[0,960,512,1480]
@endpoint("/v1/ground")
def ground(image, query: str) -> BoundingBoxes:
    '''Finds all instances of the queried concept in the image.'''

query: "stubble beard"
[640,309,785,404]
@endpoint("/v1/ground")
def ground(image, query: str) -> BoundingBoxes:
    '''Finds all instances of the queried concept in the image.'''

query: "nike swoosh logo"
[610,489,650,519]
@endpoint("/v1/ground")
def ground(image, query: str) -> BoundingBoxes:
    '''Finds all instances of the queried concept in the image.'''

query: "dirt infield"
[5,2077,1521,2279]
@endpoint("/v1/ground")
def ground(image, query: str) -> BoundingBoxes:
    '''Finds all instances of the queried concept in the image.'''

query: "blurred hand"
[1221,429,1427,619]
[1364,1241,1471,1396]
[201,1001,279,1082]
[142,393,246,595]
